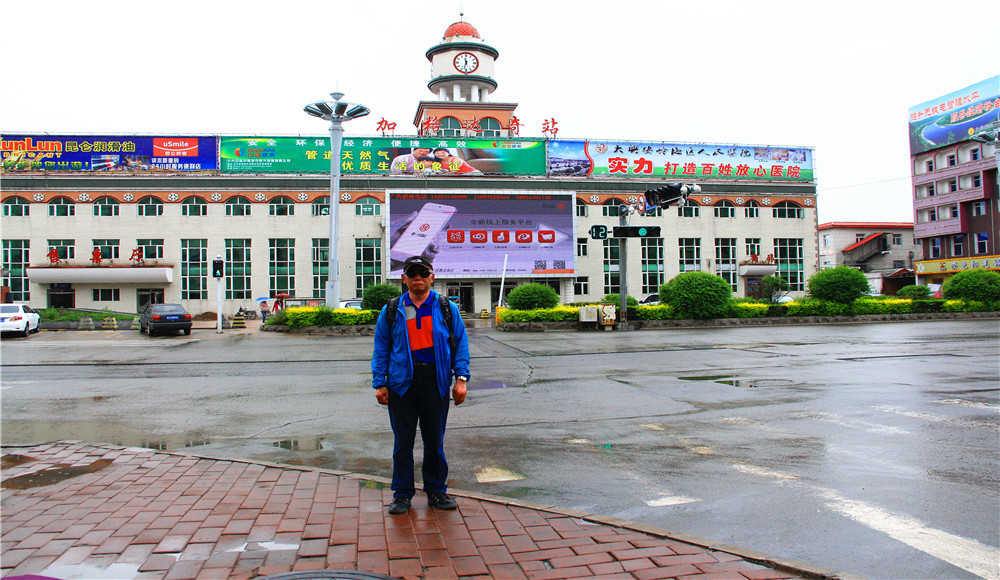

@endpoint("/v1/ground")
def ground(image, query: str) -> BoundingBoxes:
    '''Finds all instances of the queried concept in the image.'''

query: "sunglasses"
[405,267,431,278]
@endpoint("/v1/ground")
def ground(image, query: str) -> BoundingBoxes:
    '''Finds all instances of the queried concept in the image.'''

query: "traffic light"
[612,226,661,238]
[212,259,224,278]
[644,183,702,209]
[589,225,608,240]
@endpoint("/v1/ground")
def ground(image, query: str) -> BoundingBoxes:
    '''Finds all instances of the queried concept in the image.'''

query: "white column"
[453,84,462,101]
[471,85,480,102]
[439,86,447,101]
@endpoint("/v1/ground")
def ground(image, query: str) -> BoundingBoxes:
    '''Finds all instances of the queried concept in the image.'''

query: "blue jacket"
[371,290,470,398]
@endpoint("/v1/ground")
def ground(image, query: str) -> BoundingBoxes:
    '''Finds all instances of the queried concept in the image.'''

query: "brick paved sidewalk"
[1,442,845,580]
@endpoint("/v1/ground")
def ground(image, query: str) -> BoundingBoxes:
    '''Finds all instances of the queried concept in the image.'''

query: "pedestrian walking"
[260,301,270,322]
[371,256,470,515]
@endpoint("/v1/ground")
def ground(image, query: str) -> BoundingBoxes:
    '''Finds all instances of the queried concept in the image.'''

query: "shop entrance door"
[47,284,75,309]
[137,288,165,310]
[446,283,474,314]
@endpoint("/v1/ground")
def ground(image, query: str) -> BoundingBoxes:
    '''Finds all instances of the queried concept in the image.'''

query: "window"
[137,239,164,260]
[92,196,119,216]
[437,117,461,137]
[225,239,252,299]
[3,196,30,216]
[92,289,120,302]
[856,234,867,243]
[92,239,119,260]
[746,238,761,258]
[972,174,982,188]
[928,209,937,222]
[678,238,701,272]
[226,196,251,216]
[603,239,620,295]
[822,234,831,248]
[678,202,700,218]
[773,238,804,291]
[971,148,980,161]
[269,196,294,216]
[948,179,958,192]
[931,238,942,258]
[577,238,588,257]
[571,276,588,297]
[892,233,903,245]
[181,240,208,300]
[137,196,163,216]
[950,205,959,218]
[2,240,30,301]
[355,238,382,296]
[269,239,295,296]
[744,200,759,218]
[602,199,620,217]
[181,196,207,216]
[715,238,737,291]
[952,235,964,256]
[312,238,329,298]
[48,239,75,260]
[713,200,735,218]
[479,118,502,137]
[48,196,75,216]
[640,238,664,294]
[926,160,934,171]
[975,233,988,254]
[947,154,956,166]
[354,196,380,216]
[972,201,987,217]
[893,260,905,268]
[312,196,331,216]
[927,183,935,196]
[773,201,804,219]
[575,198,588,217]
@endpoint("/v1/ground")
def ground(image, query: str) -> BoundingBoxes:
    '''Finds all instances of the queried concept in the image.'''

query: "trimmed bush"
[853,298,911,315]
[507,283,559,310]
[629,304,674,320]
[361,283,402,311]
[807,266,870,303]
[897,285,930,299]
[603,293,638,307]
[498,306,579,323]
[281,306,377,328]
[784,299,852,317]
[733,302,769,318]
[664,272,733,319]
[942,270,1000,302]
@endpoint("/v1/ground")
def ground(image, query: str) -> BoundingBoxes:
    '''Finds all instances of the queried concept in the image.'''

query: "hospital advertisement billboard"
[387,190,574,278]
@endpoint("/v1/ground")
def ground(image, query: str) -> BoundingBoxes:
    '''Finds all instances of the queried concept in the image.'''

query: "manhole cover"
[260,572,397,580]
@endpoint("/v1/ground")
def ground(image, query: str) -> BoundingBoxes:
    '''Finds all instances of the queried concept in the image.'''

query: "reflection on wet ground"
[1,457,112,489]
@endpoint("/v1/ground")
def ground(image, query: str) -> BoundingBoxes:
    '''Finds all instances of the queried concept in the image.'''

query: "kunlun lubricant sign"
[548,139,814,182]
[0,135,217,173]
[908,76,1000,155]
[387,190,574,278]
[220,136,546,175]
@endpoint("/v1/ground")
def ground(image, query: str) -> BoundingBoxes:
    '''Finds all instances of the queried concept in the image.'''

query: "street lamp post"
[304,92,370,308]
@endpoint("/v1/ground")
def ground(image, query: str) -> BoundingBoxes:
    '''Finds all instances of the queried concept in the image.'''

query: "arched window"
[438,117,461,137]
[773,201,804,219]
[678,200,700,218]
[480,118,501,137]
[93,196,119,216]
[576,197,588,217]
[137,196,164,216]
[3,196,29,217]
[745,200,760,218]
[355,196,381,216]
[48,196,75,216]
[602,199,621,217]
[312,196,331,216]
[226,196,251,216]
[269,196,295,216]
[181,196,207,216]
[714,200,735,218]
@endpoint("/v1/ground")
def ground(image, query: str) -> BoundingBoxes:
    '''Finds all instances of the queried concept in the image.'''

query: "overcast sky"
[2,0,997,223]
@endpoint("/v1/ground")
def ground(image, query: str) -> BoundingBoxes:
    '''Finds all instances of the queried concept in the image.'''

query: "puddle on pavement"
[1,454,37,469]
[1,458,113,489]
[469,380,521,390]
[359,479,389,490]
[679,375,731,382]
[679,375,792,388]
[42,562,140,580]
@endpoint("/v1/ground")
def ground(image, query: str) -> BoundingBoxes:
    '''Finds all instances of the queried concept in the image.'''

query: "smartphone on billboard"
[390,202,457,263]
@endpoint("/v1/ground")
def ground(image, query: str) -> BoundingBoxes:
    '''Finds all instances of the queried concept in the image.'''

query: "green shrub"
[910,299,944,313]
[39,308,133,322]
[629,304,674,320]
[664,272,733,319]
[897,285,930,298]
[498,306,579,323]
[853,298,912,315]
[733,302,769,318]
[761,275,790,303]
[658,281,673,305]
[279,306,377,327]
[507,283,559,310]
[603,293,638,307]
[807,266,870,303]
[361,283,402,311]
[785,299,852,317]
[942,270,1000,302]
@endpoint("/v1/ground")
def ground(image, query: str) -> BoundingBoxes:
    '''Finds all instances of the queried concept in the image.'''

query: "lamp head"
[346,105,370,119]
[304,104,327,118]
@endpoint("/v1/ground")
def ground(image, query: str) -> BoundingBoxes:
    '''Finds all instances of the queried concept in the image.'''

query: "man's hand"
[452,378,467,405]
[375,387,389,406]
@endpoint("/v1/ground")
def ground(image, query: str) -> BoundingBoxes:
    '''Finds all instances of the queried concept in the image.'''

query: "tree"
[506,283,559,310]
[896,285,930,298]
[603,293,638,306]
[942,270,1000,302]
[361,283,401,311]
[760,275,790,303]
[665,272,732,319]
[807,266,869,303]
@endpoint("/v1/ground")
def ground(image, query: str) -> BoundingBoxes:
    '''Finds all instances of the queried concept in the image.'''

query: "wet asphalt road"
[2,320,999,579]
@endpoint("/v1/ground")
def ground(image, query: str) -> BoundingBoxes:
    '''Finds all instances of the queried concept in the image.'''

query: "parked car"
[0,304,40,337]
[138,303,193,336]
[339,298,363,309]
[640,294,660,306]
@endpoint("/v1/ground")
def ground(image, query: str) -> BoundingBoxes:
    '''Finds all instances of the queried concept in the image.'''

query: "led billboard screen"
[908,76,1000,155]
[0,135,218,173]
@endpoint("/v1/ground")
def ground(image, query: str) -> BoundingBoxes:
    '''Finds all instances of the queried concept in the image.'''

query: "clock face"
[454,52,479,74]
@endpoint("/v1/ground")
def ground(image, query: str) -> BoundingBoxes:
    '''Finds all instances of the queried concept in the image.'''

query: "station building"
[1,19,819,315]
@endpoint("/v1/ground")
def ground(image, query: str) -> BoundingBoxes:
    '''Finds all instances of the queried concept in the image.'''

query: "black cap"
[403,256,433,273]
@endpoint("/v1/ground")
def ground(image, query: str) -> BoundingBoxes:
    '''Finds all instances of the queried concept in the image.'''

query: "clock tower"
[414,17,519,137]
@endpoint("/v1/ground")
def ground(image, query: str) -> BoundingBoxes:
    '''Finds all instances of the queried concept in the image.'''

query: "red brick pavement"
[0,442,842,579]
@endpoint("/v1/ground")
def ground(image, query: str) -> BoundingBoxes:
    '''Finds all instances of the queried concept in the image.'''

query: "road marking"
[639,423,665,431]
[645,495,700,507]
[566,438,590,444]
[795,410,910,435]
[729,462,799,480]
[12,339,200,347]
[872,405,1000,432]
[677,438,714,455]
[936,398,1000,412]
[475,466,525,483]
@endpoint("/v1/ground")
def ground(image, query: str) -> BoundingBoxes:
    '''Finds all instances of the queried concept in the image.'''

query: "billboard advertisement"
[0,135,218,173]
[548,139,814,182]
[908,76,1000,155]
[387,190,574,278]
[220,136,546,175]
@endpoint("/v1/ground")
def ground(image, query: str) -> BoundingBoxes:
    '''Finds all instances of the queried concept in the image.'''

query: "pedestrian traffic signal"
[644,183,702,209]
[212,259,224,278]
[613,226,661,238]
[589,225,609,240]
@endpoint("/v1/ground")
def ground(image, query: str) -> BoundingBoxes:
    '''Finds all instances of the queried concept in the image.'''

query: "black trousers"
[387,365,450,498]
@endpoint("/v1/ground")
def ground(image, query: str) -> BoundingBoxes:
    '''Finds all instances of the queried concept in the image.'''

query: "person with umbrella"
[257,297,270,322]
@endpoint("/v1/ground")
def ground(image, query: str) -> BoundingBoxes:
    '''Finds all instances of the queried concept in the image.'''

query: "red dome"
[444,21,480,39]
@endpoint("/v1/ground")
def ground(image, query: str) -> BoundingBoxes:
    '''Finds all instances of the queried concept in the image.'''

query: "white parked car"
[339,299,363,309]
[0,304,41,337]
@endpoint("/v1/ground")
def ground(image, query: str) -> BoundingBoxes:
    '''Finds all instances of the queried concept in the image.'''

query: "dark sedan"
[138,303,193,336]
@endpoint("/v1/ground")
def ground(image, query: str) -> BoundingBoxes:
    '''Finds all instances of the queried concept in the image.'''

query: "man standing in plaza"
[371,256,470,515]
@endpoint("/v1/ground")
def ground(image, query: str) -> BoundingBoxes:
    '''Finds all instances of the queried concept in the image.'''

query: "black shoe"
[387,496,411,515]
[427,492,458,510]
